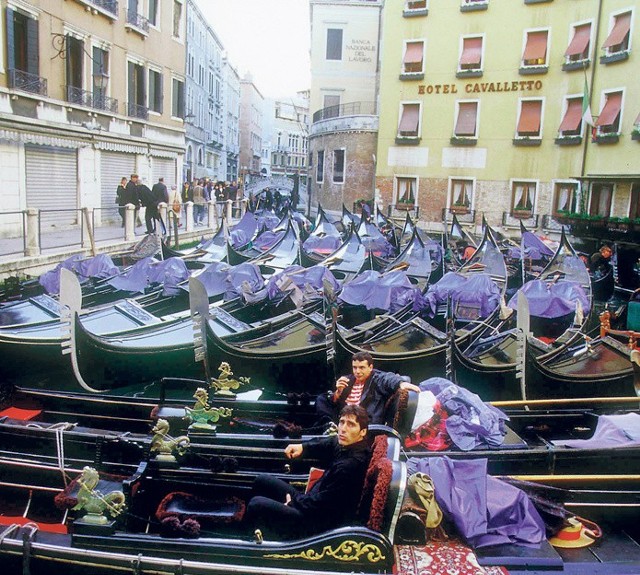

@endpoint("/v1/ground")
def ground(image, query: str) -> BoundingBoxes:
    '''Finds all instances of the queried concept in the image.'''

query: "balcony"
[502,211,539,229]
[127,102,149,120]
[442,207,476,224]
[126,9,149,35]
[75,0,118,18]
[8,69,47,96]
[542,214,563,232]
[66,86,118,113]
[312,101,376,123]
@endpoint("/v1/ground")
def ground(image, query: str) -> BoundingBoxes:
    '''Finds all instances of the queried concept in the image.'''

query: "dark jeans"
[315,392,340,423]
[118,206,126,227]
[145,207,166,235]
[245,475,304,539]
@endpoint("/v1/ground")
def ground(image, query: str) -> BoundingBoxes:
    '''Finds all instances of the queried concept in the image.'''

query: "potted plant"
[396,197,415,210]
[450,201,469,214]
[512,207,533,219]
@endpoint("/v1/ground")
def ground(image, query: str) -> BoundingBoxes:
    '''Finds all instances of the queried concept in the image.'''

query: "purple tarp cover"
[359,222,396,259]
[302,234,343,255]
[106,257,190,295]
[256,212,280,232]
[552,413,640,449]
[338,269,426,313]
[407,457,546,549]
[418,378,508,451]
[266,265,339,301]
[508,279,590,318]
[39,254,119,295]
[189,262,231,297]
[252,230,284,251]
[230,212,258,248]
[521,231,555,261]
[424,272,501,319]
[224,262,265,301]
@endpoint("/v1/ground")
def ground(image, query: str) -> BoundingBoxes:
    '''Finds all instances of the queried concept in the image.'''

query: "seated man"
[589,244,613,276]
[316,351,420,425]
[245,405,370,539]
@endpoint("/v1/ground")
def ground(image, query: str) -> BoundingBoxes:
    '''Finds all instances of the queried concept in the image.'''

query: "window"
[454,101,479,138]
[564,23,591,65]
[402,41,424,75]
[316,151,324,183]
[173,0,184,39]
[172,77,185,118]
[333,149,345,184]
[522,30,549,69]
[553,181,578,214]
[511,181,536,214]
[148,0,159,27]
[458,36,483,74]
[148,69,163,114]
[602,11,631,56]
[516,99,543,138]
[65,35,84,95]
[397,103,421,138]
[630,184,640,220]
[406,0,427,10]
[589,184,612,217]
[450,179,473,211]
[595,91,622,135]
[395,177,417,205]
[461,0,489,11]
[326,29,343,60]
[127,60,147,117]
[323,95,340,119]
[92,46,110,105]
[7,8,40,81]
[558,97,583,136]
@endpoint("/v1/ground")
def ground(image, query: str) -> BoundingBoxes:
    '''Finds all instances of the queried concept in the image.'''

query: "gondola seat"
[628,301,640,331]
[155,492,246,527]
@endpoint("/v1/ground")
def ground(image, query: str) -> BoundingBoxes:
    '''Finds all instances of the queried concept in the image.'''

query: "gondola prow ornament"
[73,467,125,525]
[184,387,233,432]
[150,419,190,463]
[209,362,250,396]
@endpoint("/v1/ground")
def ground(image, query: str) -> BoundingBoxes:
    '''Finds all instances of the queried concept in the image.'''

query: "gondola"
[299,205,344,268]
[355,217,397,268]
[318,226,369,282]
[333,225,508,383]
[161,219,230,265]
[60,262,329,393]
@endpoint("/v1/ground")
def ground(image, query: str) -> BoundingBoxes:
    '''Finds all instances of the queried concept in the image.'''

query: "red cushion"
[0,515,67,534]
[0,407,42,420]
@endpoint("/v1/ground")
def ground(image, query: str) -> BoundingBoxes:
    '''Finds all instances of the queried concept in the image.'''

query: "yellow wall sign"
[418,80,544,95]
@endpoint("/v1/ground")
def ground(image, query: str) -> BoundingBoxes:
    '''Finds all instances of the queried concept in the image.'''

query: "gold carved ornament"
[264,540,385,563]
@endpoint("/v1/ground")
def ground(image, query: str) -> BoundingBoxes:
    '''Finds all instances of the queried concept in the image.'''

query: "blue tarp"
[266,264,340,301]
[417,378,508,451]
[39,254,119,295]
[508,279,589,318]
[407,457,546,549]
[552,413,640,449]
[106,257,190,295]
[423,272,501,319]
[252,230,284,251]
[359,222,396,259]
[189,262,231,297]
[230,212,258,248]
[224,262,265,301]
[302,235,343,254]
[338,269,426,313]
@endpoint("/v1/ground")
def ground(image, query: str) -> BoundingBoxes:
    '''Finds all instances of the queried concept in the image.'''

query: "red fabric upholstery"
[155,492,245,525]
[0,515,67,534]
[0,407,42,420]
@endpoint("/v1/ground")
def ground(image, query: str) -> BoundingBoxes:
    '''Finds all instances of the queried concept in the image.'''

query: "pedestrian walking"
[115,177,127,227]
[193,179,205,226]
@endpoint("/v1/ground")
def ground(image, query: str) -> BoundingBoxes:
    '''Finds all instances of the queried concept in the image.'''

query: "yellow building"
[376,0,639,233]
[0,0,186,232]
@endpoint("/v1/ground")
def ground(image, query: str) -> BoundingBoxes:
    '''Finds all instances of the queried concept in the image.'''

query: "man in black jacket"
[124,174,141,226]
[245,404,370,538]
[316,351,420,425]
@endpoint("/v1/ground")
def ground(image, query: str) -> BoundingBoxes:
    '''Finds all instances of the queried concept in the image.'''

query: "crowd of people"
[116,174,241,234]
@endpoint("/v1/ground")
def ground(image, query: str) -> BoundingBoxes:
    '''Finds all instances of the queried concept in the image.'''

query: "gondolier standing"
[316,351,420,425]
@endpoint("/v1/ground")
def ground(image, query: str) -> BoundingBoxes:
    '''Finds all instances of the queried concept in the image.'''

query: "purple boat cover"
[407,457,546,548]
[39,254,119,295]
[552,413,640,449]
[521,231,555,261]
[302,235,343,254]
[107,257,190,295]
[230,212,258,247]
[359,222,396,259]
[424,272,500,319]
[256,212,280,231]
[508,279,589,318]
[224,262,265,301]
[338,269,426,313]
[425,240,443,266]
[418,377,508,451]
[252,230,284,251]
[189,262,231,297]
[266,265,340,301]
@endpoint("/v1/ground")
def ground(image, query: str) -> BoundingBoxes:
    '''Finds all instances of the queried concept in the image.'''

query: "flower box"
[450,205,470,215]
[395,203,416,211]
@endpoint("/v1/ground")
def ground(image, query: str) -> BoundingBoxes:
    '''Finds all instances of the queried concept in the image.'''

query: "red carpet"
[395,540,509,575]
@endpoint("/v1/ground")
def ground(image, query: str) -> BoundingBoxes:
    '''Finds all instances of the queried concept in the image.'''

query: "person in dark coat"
[124,174,141,226]
[152,177,169,205]
[115,177,128,227]
[264,187,273,210]
[138,178,165,235]
[589,244,613,277]
[245,404,371,539]
[316,351,419,425]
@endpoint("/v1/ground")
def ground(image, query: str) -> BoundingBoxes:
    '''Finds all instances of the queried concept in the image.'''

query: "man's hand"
[333,376,350,401]
[284,493,292,506]
[284,444,303,459]
[400,381,421,393]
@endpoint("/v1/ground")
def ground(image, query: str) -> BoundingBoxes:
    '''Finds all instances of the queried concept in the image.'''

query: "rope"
[55,428,70,487]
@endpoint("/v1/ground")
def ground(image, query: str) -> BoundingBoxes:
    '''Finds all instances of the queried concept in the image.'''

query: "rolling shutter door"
[152,157,176,189]
[25,145,77,227]
[101,151,136,218]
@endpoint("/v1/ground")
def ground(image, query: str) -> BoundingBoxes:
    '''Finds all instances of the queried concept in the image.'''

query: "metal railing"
[126,9,149,32]
[127,102,149,120]
[8,69,47,96]
[66,85,119,113]
[541,214,563,232]
[441,207,476,224]
[79,0,118,16]
[312,101,377,123]
[502,211,539,229]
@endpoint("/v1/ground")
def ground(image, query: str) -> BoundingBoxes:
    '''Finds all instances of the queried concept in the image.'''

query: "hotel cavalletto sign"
[418,80,544,95]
